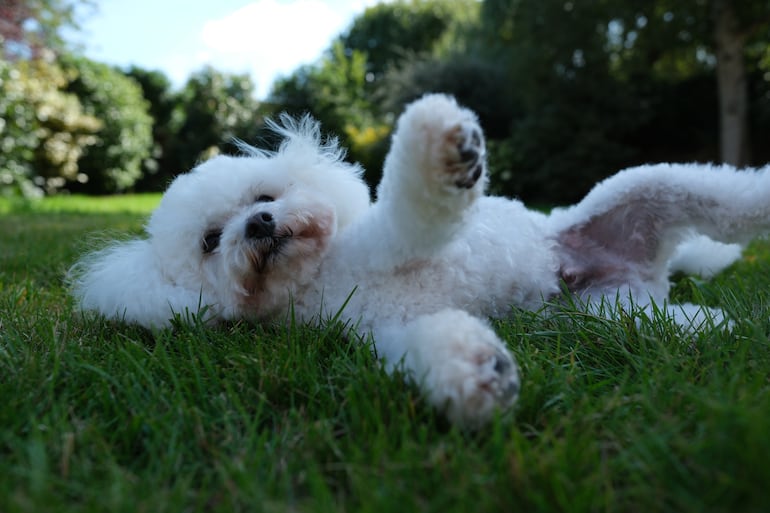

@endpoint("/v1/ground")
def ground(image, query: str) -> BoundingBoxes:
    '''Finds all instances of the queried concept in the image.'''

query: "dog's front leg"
[373,94,487,253]
[374,309,519,428]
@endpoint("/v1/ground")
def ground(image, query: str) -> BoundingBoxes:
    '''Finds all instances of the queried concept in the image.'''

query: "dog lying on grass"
[70,94,770,427]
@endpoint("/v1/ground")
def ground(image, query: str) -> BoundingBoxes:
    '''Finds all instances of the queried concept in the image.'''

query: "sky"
[68,0,384,98]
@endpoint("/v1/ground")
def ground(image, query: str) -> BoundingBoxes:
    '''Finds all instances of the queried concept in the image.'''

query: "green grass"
[2,194,770,512]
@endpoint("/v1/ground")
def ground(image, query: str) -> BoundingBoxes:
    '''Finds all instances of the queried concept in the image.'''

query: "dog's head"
[70,116,370,327]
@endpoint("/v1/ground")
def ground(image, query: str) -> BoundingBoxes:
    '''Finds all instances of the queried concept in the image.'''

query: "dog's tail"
[548,163,770,298]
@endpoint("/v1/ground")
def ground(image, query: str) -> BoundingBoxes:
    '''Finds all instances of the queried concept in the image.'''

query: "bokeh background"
[2,0,769,204]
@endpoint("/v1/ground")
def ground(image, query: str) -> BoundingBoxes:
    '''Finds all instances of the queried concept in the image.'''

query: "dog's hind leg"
[668,234,743,278]
[548,163,770,324]
[373,94,488,253]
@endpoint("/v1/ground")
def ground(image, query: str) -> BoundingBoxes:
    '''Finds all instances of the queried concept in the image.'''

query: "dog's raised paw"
[442,121,486,190]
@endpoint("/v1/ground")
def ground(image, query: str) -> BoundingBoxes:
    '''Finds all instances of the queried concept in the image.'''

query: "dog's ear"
[68,239,210,328]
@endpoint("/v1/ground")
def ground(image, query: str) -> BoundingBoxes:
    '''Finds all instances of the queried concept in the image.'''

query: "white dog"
[70,94,770,427]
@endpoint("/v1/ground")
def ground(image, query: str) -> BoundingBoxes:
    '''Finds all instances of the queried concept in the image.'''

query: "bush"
[380,54,518,139]
[61,55,153,194]
[0,58,100,197]
[163,67,261,179]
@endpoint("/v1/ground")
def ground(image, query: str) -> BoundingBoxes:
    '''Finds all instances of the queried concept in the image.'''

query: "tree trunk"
[712,0,750,167]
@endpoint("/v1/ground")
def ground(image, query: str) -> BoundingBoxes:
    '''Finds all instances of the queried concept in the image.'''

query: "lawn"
[1,194,770,512]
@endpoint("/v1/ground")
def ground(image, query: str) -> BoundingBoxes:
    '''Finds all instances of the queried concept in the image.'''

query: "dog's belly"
[299,197,561,330]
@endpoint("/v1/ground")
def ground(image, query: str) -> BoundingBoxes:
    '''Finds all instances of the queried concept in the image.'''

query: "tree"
[595,0,770,167]
[337,0,478,85]
[476,0,770,201]
[167,67,261,177]
[266,0,478,183]
[269,42,372,136]
[380,54,516,139]
[268,42,385,180]
[563,0,770,167]
[0,0,91,59]
[476,0,649,201]
[0,57,100,197]
[0,1,106,198]
[710,0,770,166]
[124,66,183,191]
[61,55,154,194]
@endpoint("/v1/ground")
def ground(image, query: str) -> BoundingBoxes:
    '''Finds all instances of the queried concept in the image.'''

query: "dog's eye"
[256,194,275,203]
[202,230,222,254]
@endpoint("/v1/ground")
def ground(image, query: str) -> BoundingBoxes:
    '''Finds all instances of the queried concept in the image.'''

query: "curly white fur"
[69,94,770,427]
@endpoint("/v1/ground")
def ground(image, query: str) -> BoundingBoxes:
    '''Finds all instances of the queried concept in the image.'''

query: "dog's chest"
[311,239,558,326]
[302,197,562,325]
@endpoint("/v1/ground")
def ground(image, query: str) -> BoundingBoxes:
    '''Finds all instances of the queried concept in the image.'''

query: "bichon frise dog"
[70,94,770,427]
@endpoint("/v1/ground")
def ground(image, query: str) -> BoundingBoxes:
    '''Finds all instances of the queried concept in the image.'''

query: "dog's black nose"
[245,212,275,239]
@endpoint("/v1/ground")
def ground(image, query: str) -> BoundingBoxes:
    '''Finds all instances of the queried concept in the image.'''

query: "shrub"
[61,55,153,194]
[0,57,100,197]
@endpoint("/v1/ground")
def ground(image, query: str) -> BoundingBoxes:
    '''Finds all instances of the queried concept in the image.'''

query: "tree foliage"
[267,0,478,183]
[476,0,770,202]
[60,55,153,194]
[268,42,385,177]
[1,1,156,197]
[2,0,769,202]
[0,57,100,196]
[338,0,479,82]
[165,67,261,178]
[0,0,90,59]
[124,66,184,191]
